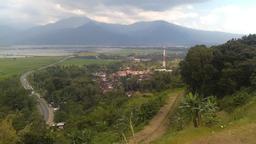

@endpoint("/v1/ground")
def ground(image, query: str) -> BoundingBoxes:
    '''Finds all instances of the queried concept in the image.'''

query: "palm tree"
[180,93,203,127]
[180,93,218,127]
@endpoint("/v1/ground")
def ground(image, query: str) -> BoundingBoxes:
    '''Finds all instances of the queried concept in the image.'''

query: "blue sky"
[0,0,255,34]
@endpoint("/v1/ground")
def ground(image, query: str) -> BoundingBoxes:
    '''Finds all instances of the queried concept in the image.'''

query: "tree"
[202,96,218,126]
[251,72,256,88]
[181,35,256,97]
[180,93,218,127]
[180,93,203,127]
[180,45,217,96]
[0,117,18,144]
[68,129,92,144]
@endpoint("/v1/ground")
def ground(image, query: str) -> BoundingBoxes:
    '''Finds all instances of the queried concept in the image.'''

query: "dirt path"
[129,90,183,144]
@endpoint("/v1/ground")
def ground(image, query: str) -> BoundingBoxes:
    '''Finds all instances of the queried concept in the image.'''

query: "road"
[20,56,73,126]
[129,90,184,144]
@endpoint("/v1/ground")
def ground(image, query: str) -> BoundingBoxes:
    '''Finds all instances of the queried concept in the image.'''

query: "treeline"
[121,71,183,92]
[173,35,256,129]
[32,65,100,109]
[0,78,53,144]
[180,34,256,97]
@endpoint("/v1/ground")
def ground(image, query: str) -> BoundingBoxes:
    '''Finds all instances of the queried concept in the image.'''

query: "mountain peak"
[1,17,242,46]
[46,16,92,29]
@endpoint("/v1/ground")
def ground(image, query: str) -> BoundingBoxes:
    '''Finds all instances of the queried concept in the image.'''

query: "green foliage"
[202,96,219,126]
[0,78,36,130]
[31,64,169,143]
[180,45,216,96]
[251,72,256,88]
[21,133,54,144]
[179,93,218,128]
[67,129,92,144]
[0,77,55,144]
[19,117,57,144]
[220,90,252,112]
[179,93,203,127]
[180,35,256,97]
[132,96,164,126]
[121,71,183,92]
[0,117,18,144]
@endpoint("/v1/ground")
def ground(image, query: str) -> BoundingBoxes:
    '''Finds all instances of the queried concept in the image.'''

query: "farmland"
[61,57,118,66]
[0,57,61,80]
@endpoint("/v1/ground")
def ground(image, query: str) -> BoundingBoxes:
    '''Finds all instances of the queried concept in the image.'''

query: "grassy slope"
[153,96,256,144]
[94,89,183,144]
[130,89,184,144]
[0,57,60,80]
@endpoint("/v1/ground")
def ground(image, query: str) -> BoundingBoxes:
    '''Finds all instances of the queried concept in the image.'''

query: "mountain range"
[0,17,242,46]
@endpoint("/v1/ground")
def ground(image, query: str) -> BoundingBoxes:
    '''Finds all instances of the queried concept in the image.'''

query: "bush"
[178,93,219,128]
[221,90,251,112]
[233,91,249,107]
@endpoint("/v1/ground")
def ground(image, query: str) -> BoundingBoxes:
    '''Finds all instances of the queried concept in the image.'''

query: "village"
[94,49,173,95]
[50,48,174,129]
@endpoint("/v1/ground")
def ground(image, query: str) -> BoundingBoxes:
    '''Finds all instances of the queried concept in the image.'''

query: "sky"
[0,0,256,34]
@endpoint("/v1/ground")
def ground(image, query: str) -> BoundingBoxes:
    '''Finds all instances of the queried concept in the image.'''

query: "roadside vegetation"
[154,34,256,144]
[0,78,54,144]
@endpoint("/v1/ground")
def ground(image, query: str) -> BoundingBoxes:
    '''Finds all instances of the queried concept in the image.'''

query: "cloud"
[190,5,256,34]
[54,0,210,11]
[0,0,256,34]
[0,0,210,26]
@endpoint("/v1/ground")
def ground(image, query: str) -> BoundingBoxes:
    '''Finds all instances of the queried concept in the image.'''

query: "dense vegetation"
[121,71,182,92]
[30,61,180,143]
[6,39,256,143]
[178,34,256,125]
[180,35,256,97]
[153,35,256,143]
[0,78,54,144]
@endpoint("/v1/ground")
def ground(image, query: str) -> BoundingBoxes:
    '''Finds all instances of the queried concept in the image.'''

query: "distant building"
[115,69,151,77]
[53,107,60,111]
[52,122,65,129]
[155,69,173,72]
[127,56,151,63]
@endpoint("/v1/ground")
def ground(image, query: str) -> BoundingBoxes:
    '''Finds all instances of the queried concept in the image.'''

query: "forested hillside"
[154,34,256,144]
[180,34,256,97]
[0,78,53,144]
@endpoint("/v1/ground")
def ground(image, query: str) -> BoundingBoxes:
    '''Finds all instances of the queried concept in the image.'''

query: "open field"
[104,48,186,56]
[0,57,61,80]
[61,57,118,66]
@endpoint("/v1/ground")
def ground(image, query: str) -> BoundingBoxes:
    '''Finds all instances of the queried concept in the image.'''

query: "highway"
[20,56,73,126]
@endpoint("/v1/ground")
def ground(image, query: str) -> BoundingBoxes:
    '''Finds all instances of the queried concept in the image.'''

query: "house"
[155,69,173,72]
[56,122,65,129]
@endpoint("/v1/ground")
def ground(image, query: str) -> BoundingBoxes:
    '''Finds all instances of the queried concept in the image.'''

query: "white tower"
[163,48,166,68]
